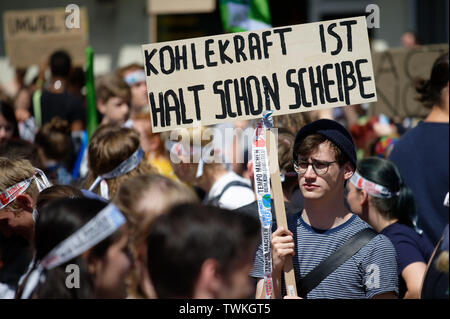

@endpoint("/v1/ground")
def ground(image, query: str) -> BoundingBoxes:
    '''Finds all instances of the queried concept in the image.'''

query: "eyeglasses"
[293,159,338,176]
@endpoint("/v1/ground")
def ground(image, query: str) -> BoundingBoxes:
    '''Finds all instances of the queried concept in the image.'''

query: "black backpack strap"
[296,227,378,298]
[205,181,252,206]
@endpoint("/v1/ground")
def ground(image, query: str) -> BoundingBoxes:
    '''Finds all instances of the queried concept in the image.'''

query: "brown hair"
[295,133,348,167]
[95,74,131,104]
[416,52,449,109]
[113,173,198,298]
[34,117,71,161]
[0,157,39,212]
[36,184,84,212]
[84,124,157,199]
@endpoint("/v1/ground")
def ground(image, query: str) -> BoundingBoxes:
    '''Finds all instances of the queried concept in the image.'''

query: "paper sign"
[147,0,216,15]
[142,16,377,133]
[3,7,88,68]
[368,44,448,119]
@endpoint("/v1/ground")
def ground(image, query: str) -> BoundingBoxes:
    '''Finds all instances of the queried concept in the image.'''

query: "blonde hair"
[0,157,39,212]
[84,124,156,199]
[113,173,198,298]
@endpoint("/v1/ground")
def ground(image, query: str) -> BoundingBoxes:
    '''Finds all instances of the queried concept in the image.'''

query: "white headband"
[0,168,51,210]
[350,171,399,199]
[88,148,144,199]
[21,203,126,299]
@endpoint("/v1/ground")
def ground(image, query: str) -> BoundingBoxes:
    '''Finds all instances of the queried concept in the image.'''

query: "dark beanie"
[293,119,357,168]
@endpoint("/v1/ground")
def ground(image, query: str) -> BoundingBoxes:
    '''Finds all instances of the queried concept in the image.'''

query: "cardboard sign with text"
[142,16,377,133]
[147,0,216,15]
[3,7,88,68]
[368,44,448,119]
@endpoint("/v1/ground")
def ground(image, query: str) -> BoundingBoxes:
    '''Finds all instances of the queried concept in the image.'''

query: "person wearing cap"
[252,119,398,299]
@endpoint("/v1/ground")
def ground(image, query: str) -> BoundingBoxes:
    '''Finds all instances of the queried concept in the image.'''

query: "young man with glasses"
[252,119,398,299]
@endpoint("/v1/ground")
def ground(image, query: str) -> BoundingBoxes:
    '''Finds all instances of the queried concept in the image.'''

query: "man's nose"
[304,164,317,179]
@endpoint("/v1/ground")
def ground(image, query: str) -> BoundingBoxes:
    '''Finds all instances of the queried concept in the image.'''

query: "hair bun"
[48,117,70,135]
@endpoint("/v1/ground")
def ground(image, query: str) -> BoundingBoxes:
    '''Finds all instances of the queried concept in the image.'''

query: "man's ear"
[97,99,106,114]
[343,164,355,181]
[15,194,34,213]
[193,258,221,299]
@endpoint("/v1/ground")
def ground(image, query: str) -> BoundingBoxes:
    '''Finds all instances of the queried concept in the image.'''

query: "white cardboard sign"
[142,16,377,132]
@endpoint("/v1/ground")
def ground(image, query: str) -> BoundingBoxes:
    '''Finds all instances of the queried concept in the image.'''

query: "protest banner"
[142,16,377,133]
[368,44,448,119]
[147,0,216,15]
[3,7,88,68]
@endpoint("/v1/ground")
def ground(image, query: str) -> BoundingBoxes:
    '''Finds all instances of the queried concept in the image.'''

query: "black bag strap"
[296,227,378,298]
[205,181,252,206]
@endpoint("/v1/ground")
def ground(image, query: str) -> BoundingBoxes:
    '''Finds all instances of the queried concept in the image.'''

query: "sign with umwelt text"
[3,7,88,68]
[142,16,377,132]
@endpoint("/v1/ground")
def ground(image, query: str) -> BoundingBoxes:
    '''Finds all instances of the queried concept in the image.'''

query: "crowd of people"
[0,46,448,299]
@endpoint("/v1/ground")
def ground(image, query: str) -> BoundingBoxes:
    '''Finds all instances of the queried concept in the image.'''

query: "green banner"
[219,0,272,33]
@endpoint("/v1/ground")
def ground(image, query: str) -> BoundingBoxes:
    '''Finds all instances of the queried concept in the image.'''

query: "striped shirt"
[250,213,399,298]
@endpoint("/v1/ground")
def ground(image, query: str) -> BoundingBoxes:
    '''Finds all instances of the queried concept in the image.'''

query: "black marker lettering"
[355,59,375,99]
[322,63,338,103]
[273,27,292,55]
[187,85,205,121]
[319,24,326,53]
[164,90,181,126]
[174,45,187,71]
[261,31,273,59]
[144,49,159,76]
[335,62,344,102]
[298,68,311,107]
[262,73,280,110]
[178,88,192,124]
[205,39,218,67]
[246,76,263,116]
[233,35,247,62]
[213,81,227,119]
[248,33,262,60]
[309,65,325,105]
[159,46,175,75]
[234,78,249,116]
[339,20,357,52]
[149,92,164,127]
[327,23,342,56]
[218,39,233,64]
[341,61,356,105]
[286,69,301,109]
[191,43,205,70]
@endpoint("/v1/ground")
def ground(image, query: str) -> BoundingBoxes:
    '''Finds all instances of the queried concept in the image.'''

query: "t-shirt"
[203,171,255,210]
[251,213,399,298]
[381,222,434,298]
[421,224,449,299]
[31,89,85,127]
[389,121,449,245]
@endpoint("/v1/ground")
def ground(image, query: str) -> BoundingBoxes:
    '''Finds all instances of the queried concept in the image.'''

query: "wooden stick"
[266,129,298,297]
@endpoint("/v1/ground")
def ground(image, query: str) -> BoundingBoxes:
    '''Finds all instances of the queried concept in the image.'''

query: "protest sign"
[147,0,216,15]
[368,44,448,119]
[142,16,377,133]
[3,7,88,68]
